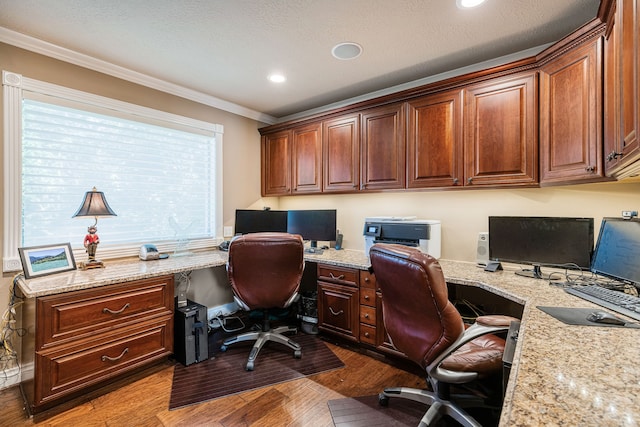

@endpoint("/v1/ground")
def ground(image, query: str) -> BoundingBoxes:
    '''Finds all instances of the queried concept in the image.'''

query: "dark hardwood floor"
[0,340,426,426]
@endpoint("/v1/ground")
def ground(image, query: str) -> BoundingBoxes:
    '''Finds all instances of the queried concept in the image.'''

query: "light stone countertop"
[17,248,640,426]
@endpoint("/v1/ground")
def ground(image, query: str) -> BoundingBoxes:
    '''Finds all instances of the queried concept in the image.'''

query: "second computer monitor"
[287,209,337,248]
[234,209,288,235]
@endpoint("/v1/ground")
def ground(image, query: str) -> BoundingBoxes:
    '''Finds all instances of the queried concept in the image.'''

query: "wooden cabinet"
[323,114,360,192]
[262,124,322,195]
[317,265,359,342]
[407,90,464,188]
[539,33,606,184]
[604,0,640,178]
[261,130,291,196]
[463,72,538,187]
[292,123,322,194]
[360,103,406,190]
[22,276,174,414]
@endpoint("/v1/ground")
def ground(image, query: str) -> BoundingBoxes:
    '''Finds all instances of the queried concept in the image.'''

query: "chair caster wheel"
[378,393,389,407]
[246,361,254,371]
[294,350,302,359]
[220,345,227,352]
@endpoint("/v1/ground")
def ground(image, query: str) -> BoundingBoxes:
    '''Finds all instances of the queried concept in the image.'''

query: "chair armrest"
[476,315,519,327]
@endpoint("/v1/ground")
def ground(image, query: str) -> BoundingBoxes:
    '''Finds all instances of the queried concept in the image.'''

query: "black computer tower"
[174,299,208,366]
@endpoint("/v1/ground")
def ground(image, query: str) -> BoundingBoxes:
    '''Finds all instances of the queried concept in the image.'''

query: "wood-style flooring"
[0,340,426,426]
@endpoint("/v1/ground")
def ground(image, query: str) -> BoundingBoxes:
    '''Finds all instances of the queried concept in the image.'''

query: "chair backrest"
[227,232,305,309]
[369,243,464,369]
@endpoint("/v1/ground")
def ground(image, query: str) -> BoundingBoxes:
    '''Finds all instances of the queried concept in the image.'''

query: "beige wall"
[277,181,640,261]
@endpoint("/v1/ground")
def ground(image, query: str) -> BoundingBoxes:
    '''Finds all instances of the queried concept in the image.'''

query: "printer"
[363,216,441,258]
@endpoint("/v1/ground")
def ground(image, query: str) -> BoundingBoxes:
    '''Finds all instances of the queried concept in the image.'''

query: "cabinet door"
[360,103,406,190]
[407,90,463,188]
[323,115,360,192]
[539,37,604,184]
[464,73,538,186]
[605,0,640,175]
[291,123,322,194]
[317,281,359,342]
[261,130,291,196]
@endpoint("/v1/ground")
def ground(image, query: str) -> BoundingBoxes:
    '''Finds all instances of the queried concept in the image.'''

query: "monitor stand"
[515,264,557,280]
[304,240,324,254]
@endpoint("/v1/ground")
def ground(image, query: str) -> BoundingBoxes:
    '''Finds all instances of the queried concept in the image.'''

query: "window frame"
[3,70,224,273]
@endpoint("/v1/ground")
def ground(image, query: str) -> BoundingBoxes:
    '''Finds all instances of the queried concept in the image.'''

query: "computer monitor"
[233,209,288,235]
[488,216,594,279]
[591,217,640,289]
[287,209,337,249]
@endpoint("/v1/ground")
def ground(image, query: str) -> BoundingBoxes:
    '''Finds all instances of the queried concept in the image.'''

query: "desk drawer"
[35,318,172,405]
[360,288,376,307]
[360,305,376,326]
[37,276,174,348]
[360,270,377,290]
[318,265,359,287]
[360,324,377,345]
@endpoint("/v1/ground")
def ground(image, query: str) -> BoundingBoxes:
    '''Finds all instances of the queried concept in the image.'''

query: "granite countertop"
[17,248,640,426]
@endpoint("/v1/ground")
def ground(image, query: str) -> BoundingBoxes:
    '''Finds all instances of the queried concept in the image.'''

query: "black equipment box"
[174,298,208,366]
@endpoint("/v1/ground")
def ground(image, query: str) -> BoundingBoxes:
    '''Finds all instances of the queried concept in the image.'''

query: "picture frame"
[18,243,77,279]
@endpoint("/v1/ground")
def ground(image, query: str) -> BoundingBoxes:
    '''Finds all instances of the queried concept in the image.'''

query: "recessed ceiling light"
[268,74,286,83]
[331,42,363,60]
[457,0,486,8]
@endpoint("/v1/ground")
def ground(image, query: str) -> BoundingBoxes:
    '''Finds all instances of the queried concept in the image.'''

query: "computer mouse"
[586,311,626,325]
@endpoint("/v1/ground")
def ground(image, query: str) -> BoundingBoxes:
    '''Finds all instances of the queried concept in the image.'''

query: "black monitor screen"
[287,209,337,247]
[234,209,288,235]
[488,216,594,279]
[591,217,640,287]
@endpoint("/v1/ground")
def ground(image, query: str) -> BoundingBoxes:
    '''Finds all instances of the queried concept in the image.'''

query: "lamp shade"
[72,187,117,218]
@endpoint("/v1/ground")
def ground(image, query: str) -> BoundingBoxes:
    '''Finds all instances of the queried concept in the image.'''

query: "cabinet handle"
[102,347,129,362]
[467,177,473,184]
[364,277,370,282]
[364,295,370,300]
[585,165,595,173]
[329,273,345,280]
[452,177,459,184]
[102,303,130,315]
[364,313,369,319]
[329,307,344,316]
[607,151,623,162]
[364,332,370,338]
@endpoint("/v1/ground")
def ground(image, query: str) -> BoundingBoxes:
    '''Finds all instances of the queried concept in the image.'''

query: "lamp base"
[79,259,105,270]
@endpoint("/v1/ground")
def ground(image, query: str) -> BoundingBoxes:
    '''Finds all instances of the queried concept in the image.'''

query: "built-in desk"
[17,248,640,425]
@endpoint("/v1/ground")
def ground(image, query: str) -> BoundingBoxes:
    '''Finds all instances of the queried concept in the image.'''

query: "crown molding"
[0,26,277,125]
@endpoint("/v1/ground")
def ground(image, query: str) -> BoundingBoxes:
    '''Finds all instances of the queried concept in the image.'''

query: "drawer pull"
[329,273,345,280]
[364,332,370,338]
[364,295,370,300]
[101,347,129,362]
[329,307,344,316]
[102,303,130,315]
[364,313,369,319]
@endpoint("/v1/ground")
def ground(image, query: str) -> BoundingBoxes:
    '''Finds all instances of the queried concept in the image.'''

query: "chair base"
[220,325,301,371]
[379,386,494,427]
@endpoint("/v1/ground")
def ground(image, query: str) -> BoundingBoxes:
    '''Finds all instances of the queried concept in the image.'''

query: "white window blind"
[3,71,223,271]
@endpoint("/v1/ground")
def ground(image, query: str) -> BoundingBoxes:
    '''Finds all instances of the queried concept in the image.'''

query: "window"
[3,71,223,272]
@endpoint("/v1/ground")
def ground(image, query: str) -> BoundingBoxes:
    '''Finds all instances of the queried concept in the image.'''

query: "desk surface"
[18,248,640,427]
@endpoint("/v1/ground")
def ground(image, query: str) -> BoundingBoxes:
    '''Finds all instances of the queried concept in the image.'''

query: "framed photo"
[18,243,77,279]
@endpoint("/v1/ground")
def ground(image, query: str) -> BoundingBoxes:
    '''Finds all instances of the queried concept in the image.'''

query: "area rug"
[169,333,344,410]
[328,395,425,426]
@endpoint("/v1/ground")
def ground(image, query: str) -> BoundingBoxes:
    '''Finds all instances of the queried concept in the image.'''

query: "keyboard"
[565,284,640,321]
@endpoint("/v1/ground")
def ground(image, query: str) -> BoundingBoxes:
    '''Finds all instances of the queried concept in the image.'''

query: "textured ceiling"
[0,0,601,121]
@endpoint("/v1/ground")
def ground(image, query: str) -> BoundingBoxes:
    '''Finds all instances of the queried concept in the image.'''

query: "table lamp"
[72,187,117,269]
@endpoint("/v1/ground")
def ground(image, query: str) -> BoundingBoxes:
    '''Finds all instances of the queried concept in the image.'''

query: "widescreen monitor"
[234,209,288,235]
[488,216,594,279]
[287,209,337,249]
[591,217,640,289]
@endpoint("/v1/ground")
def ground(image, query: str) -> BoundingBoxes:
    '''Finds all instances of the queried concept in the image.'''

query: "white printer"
[363,216,441,258]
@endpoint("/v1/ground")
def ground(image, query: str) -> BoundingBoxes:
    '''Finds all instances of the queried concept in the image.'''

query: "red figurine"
[84,225,100,262]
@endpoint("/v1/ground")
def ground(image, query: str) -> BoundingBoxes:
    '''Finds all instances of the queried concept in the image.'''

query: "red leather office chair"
[220,232,305,371]
[369,243,518,427]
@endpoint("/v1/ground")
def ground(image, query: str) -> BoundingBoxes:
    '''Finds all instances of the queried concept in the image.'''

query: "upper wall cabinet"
[539,33,606,185]
[291,123,322,194]
[323,115,360,192]
[360,103,406,191]
[407,89,464,188]
[604,0,640,179]
[261,129,291,196]
[463,72,538,187]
